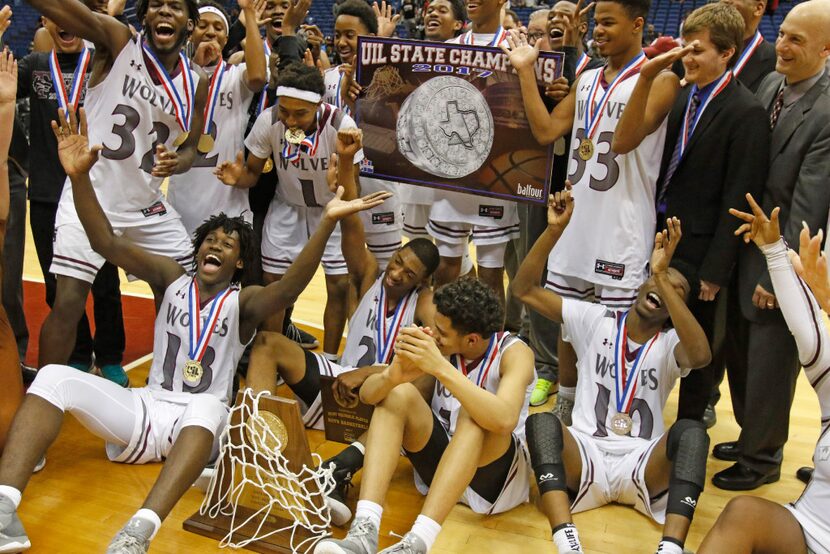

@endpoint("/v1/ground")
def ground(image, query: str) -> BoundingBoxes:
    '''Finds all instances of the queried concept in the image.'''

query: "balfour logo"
[517,183,543,199]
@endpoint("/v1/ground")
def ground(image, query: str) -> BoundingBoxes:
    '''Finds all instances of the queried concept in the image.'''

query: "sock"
[656,537,684,554]
[411,514,441,551]
[0,485,22,508]
[134,508,162,540]
[552,522,582,552]
[558,386,576,402]
[355,500,383,528]
[323,352,340,363]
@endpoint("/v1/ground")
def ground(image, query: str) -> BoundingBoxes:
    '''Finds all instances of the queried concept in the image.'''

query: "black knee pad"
[666,419,709,519]
[526,412,567,494]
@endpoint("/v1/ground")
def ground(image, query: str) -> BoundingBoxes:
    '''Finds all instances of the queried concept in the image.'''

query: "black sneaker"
[285,322,320,350]
[323,461,354,526]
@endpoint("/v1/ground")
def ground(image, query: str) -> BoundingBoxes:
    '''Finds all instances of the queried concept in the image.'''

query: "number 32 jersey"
[548,68,667,291]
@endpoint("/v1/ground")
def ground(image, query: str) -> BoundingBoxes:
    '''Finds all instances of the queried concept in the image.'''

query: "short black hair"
[277,62,326,97]
[402,238,440,277]
[434,277,504,338]
[192,213,257,284]
[136,0,200,24]
[599,0,650,21]
[335,0,379,35]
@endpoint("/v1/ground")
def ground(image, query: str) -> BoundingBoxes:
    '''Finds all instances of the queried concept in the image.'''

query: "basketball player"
[511,189,711,554]
[547,0,601,78]
[216,62,361,360]
[246,128,440,525]
[697,196,830,554]
[167,0,266,236]
[28,0,209,369]
[315,277,535,554]
[503,0,678,424]
[0,107,388,553]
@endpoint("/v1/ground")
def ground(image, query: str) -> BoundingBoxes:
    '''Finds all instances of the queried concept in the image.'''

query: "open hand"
[501,30,539,72]
[51,108,102,177]
[214,150,246,186]
[640,41,696,80]
[323,185,392,222]
[562,0,594,48]
[651,217,682,275]
[373,1,402,37]
[0,48,16,105]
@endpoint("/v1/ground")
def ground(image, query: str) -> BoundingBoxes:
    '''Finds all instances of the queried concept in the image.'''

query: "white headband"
[277,86,323,104]
[199,6,229,32]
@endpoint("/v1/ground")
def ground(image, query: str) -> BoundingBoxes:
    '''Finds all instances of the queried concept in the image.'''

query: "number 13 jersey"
[548,68,667,291]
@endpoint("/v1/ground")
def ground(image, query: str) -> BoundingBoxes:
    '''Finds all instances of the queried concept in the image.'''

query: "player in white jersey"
[167,0,266,236]
[0,108,389,554]
[502,0,679,424]
[698,198,830,554]
[29,0,209,369]
[216,62,362,359]
[511,189,712,554]
[315,278,535,554]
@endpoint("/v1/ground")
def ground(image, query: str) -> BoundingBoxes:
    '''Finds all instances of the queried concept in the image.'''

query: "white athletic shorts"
[365,228,403,271]
[403,204,431,240]
[261,201,347,276]
[300,353,353,430]
[427,218,520,248]
[52,214,194,284]
[785,503,830,554]
[545,270,638,309]
[568,428,667,523]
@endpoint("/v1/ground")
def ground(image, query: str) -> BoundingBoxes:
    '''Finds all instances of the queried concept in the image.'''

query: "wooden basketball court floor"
[16,220,823,553]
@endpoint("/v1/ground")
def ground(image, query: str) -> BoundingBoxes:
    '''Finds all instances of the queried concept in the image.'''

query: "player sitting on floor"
[315,277,536,554]
[511,189,712,554]
[0,107,389,554]
[697,195,830,554]
[246,128,439,526]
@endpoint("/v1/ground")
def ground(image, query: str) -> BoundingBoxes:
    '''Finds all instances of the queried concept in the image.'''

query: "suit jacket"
[737,69,830,322]
[736,40,777,94]
[661,78,770,287]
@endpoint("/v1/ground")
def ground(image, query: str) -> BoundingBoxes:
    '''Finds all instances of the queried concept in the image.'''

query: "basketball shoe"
[530,378,555,406]
[314,516,378,554]
[552,394,574,427]
[378,532,428,554]
[324,463,354,526]
[0,493,30,553]
[106,517,154,553]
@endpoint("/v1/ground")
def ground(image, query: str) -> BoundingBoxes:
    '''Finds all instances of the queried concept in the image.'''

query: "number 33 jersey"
[563,299,691,449]
[548,67,668,291]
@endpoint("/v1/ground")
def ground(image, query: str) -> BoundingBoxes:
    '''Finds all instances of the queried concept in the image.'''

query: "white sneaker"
[0,494,30,553]
[552,395,574,427]
[314,516,378,554]
[378,532,427,554]
[106,517,154,554]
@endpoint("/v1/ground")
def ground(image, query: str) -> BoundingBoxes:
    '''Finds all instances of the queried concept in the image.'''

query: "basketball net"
[365,65,406,101]
[199,388,335,552]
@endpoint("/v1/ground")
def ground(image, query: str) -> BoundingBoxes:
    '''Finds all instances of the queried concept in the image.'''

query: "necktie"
[657,91,701,214]
[769,87,785,130]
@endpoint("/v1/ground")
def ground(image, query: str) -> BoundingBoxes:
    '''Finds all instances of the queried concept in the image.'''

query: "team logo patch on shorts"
[372,212,395,225]
[595,259,625,280]
[141,201,168,218]
[478,206,504,219]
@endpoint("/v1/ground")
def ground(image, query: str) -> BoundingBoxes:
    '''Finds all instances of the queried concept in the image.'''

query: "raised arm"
[0,49,16,243]
[27,0,131,58]
[239,0,267,91]
[55,109,185,292]
[509,188,574,323]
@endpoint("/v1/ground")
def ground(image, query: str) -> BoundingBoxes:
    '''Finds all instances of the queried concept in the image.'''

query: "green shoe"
[530,378,555,406]
[100,365,130,388]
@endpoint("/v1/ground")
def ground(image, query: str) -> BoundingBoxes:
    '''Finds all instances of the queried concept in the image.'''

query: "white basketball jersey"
[146,274,250,405]
[58,35,199,227]
[323,66,348,113]
[548,67,667,290]
[168,62,255,235]
[341,277,423,368]
[245,102,364,207]
[431,333,532,441]
[562,300,688,452]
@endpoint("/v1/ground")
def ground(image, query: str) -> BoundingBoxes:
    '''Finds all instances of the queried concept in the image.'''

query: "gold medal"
[183,359,203,383]
[245,410,289,453]
[173,131,190,147]
[610,412,633,436]
[263,157,274,173]
[197,134,215,154]
[578,137,594,161]
[284,127,305,145]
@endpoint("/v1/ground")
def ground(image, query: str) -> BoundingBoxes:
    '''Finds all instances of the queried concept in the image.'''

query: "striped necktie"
[657,91,701,214]
[769,87,785,130]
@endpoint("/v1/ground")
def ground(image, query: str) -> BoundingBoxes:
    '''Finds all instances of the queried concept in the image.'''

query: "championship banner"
[319,375,374,444]
[355,36,563,205]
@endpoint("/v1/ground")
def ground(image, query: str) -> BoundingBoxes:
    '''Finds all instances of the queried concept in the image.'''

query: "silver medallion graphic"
[396,76,494,179]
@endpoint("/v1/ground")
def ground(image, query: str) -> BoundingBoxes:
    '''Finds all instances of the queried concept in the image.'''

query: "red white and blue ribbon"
[732,31,764,77]
[142,41,195,133]
[374,285,416,364]
[280,112,322,164]
[187,278,235,363]
[575,52,591,78]
[202,60,226,135]
[454,332,503,388]
[678,71,732,159]
[49,47,91,113]
[614,312,660,417]
[258,39,271,115]
[461,26,507,47]
[583,52,646,140]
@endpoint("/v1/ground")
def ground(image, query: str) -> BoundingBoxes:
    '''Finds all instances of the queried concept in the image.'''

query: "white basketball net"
[199,388,335,552]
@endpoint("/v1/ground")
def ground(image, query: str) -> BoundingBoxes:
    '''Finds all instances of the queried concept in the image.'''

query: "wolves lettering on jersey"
[545,66,667,290]
[563,300,687,447]
[244,102,365,207]
[340,277,422,368]
[168,63,255,233]
[57,35,199,227]
[146,274,249,405]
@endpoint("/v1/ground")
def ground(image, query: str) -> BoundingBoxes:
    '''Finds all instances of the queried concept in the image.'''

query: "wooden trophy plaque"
[183,392,327,552]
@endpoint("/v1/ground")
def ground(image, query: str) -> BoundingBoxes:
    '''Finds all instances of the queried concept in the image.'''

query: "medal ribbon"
[575,52,591,78]
[49,47,92,113]
[258,39,271,115]
[374,284,416,364]
[678,71,732,159]
[187,278,234,363]
[142,41,195,132]
[732,31,764,77]
[280,110,322,164]
[461,26,507,46]
[202,60,226,135]
[583,53,646,140]
[614,312,660,415]
[453,333,502,387]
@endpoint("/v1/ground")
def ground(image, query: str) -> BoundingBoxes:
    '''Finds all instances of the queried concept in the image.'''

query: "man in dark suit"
[722,0,776,92]
[712,0,830,491]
